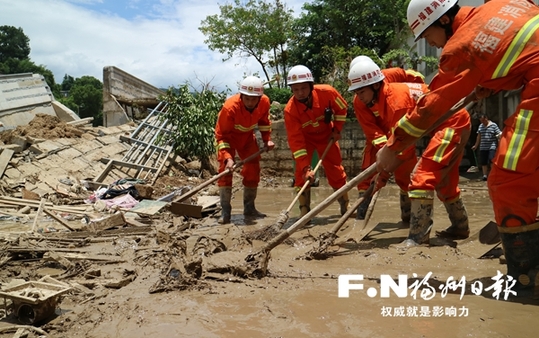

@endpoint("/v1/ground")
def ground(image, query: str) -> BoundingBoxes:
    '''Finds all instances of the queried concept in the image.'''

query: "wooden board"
[0,149,14,178]
[129,199,168,215]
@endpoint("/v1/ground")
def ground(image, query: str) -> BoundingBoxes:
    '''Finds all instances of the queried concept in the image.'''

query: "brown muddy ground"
[1,174,538,338]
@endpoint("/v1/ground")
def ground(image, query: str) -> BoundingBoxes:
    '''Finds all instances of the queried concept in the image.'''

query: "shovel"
[303,181,377,260]
[171,147,267,203]
[248,138,334,241]
[241,92,479,278]
[243,163,378,278]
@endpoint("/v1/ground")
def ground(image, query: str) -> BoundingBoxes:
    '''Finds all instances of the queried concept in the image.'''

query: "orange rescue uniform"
[215,93,271,188]
[355,82,426,194]
[355,68,425,192]
[284,84,348,189]
[388,0,539,226]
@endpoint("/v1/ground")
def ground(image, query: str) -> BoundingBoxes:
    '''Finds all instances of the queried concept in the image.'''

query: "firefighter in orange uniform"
[377,0,539,286]
[284,65,349,217]
[215,76,274,224]
[350,56,425,221]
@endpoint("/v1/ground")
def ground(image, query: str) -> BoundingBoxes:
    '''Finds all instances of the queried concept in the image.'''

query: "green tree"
[288,0,410,81]
[199,0,294,88]
[0,26,30,63]
[58,75,103,126]
[159,84,228,172]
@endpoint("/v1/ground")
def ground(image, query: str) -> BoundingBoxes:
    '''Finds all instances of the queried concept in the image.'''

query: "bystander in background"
[471,114,501,181]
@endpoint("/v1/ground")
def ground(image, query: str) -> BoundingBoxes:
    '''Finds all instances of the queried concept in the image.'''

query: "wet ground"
[1,174,538,337]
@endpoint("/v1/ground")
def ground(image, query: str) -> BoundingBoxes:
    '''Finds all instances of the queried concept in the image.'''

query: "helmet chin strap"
[298,93,312,109]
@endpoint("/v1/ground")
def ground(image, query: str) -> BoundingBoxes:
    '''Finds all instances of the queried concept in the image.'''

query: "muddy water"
[3,177,538,337]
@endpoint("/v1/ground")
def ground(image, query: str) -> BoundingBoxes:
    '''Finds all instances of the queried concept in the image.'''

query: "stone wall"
[260,120,367,177]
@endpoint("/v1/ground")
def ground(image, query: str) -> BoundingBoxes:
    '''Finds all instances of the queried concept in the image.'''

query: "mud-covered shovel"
[242,163,378,278]
[247,138,334,241]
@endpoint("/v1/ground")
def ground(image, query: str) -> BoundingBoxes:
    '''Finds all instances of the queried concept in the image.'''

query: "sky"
[0,0,305,92]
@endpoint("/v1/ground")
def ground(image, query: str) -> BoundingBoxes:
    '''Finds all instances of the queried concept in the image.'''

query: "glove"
[331,129,341,142]
[372,170,391,192]
[474,85,494,100]
[225,158,234,170]
[264,140,275,151]
[302,166,315,183]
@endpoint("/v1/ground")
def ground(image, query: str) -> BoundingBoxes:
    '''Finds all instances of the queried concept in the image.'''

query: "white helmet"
[407,0,459,41]
[347,60,385,92]
[287,65,314,85]
[239,76,264,96]
[350,55,377,70]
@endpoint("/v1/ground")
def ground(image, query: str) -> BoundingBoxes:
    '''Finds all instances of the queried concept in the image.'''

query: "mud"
[1,175,538,337]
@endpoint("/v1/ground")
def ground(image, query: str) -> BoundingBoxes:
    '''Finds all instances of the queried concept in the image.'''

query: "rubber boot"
[400,191,411,227]
[298,188,311,218]
[335,190,349,216]
[218,187,232,224]
[243,187,266,218]
[499,226,539,290]
[356,191,372,220]
[392,198,433,250]
[436,197,470,239]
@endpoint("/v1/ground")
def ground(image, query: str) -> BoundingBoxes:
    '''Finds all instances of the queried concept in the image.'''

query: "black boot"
[356,191,372,220]
[243,187,266,218]
[392,198,433,250]
[499,225,539,289]
[400,191,411,227]
[436,197,470,239]
[218,187,232,224]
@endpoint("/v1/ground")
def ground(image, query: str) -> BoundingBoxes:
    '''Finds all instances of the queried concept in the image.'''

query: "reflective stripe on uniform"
[258,125,271,132]
[492,14,539,79]
[408,190,435,199]
[503,109,532,171]
[217,141,230,150]
[234,123,257,132]
[405,69,425,80]
[396,115,426,138]
[335,96,347,110]
[301,115,324,129]
[293,149,308,159]
[432,128,455,163]
[372,110,380,117]
[334,114,347,122]
[372,135,388,146]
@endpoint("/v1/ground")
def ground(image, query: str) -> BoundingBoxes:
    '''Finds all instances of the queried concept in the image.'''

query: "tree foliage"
[285,0,410,81]
[159,85,228,171]
[57,75,103,126]
[199,0,294,88]
[0,26,30,63]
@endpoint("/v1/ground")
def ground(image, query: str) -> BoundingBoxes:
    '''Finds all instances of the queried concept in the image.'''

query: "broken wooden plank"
[0,149,15,178]
[32,198,46,233]
[89,213,126,232]
[128,199,167,215]
[43,208,75,231]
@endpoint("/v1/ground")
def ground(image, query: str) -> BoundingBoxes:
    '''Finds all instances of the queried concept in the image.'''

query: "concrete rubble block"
[54,137,79,147]
[22,188,40,201]
[84,149,109,162]
[97,126,124,136]
[99,143,129,158]
[25,136,46,145]
[3,167,22,180]
[96,135,122,145]
[56,147,84,161]
[11,135,28,150]
[27,139,63,155]
[37,154,64,169]
[72,139,106,155]
[16,163,43,177]
[0,143,24,153]
[117,124,136,133]
[81,133,96,141]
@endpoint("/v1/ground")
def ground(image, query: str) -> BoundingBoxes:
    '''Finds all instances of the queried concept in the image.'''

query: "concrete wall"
[261,120,366,178]
[102,66,165,127]
[0,73,63,128]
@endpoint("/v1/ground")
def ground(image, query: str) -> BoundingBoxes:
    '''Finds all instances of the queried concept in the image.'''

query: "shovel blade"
[479,221,500,244]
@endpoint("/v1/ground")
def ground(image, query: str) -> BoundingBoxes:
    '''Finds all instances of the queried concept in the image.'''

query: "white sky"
[0,0,305,92]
